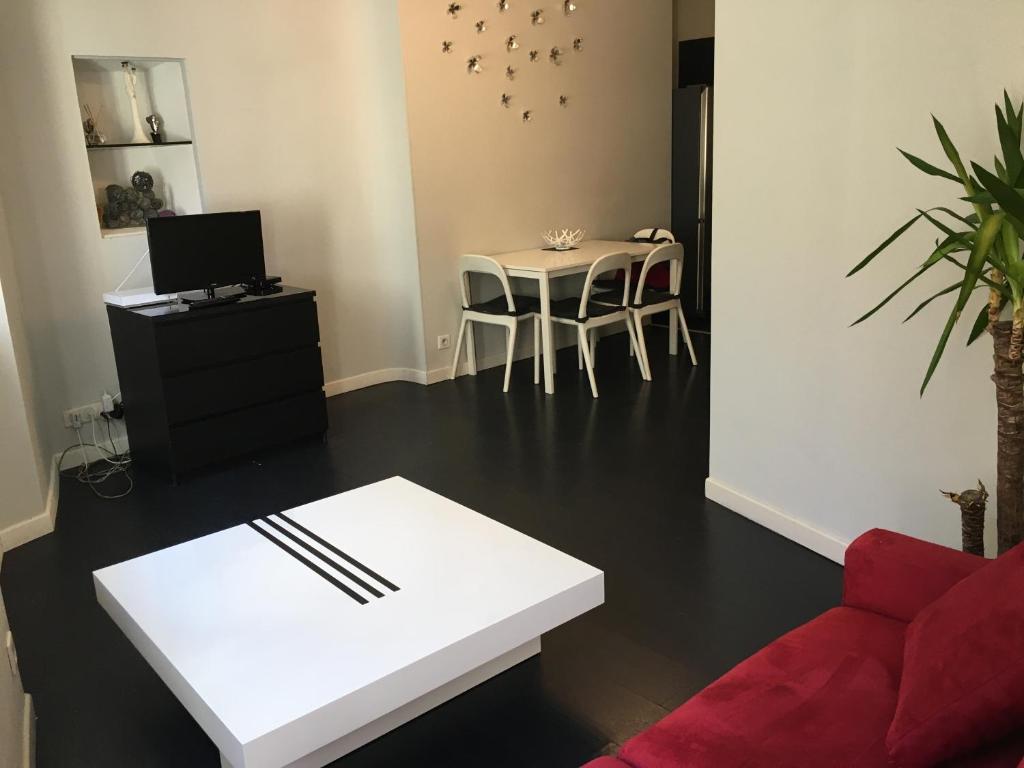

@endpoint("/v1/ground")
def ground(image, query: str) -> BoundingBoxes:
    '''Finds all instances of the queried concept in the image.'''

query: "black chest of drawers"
[107,286,328,480]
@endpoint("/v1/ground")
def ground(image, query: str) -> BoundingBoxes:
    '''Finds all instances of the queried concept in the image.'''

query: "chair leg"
[590,330,597,368]
[503,323,517,393]
[677,304,698,366]
[533,316,541,385]
[450,317,468,380]
[632,313,652,381]
[578,326,598,398]
[577,335,584,371]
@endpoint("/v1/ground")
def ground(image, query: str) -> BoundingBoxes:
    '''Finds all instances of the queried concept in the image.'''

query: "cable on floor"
[57,415,133,499]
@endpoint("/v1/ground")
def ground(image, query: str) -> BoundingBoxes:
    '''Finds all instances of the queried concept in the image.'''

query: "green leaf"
[996,157,1009,183]
[933,116,971,186]
[899,149,961,183]
[903,280,963,323]
[918,209,959,238]
[848,212,923,277]
[973,163,1024,232]
[933,206,980,229]
[921,212,1005,394]
[967,303,992,345]
[851,263,934,326]
[996,106,1024,185]
[922,232,974,268]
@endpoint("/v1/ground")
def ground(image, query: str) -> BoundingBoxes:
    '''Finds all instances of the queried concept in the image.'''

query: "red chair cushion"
[887,542,1024,767]
[617,607,906,768]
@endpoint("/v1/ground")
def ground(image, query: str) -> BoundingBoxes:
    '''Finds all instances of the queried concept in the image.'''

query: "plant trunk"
[961,505,985,556]
[991,321,1024,554]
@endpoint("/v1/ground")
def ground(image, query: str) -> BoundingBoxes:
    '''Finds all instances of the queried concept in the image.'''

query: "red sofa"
[584,529,1024,768]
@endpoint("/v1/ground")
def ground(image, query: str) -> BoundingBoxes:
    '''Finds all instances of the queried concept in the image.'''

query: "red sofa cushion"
[887,543,1024,767]
[616,607,906,768]
[843,529,988,623]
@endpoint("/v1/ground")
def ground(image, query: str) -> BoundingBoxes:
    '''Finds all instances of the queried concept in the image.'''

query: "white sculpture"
[543,229,586,251]
[122,61,151,144]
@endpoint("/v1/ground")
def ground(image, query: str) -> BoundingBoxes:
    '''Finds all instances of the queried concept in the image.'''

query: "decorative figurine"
[146,114,164,144]
[82,104,106,146]
[132,170,154,191]
[121,61,151,144]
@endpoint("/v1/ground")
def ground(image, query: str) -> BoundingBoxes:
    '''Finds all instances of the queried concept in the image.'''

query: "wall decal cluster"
[440,2,584,123]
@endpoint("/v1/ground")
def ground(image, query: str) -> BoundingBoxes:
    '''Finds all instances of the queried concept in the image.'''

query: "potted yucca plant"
[849,92,1024,555]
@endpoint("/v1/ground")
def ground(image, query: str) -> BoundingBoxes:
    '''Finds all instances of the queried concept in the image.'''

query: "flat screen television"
[147,211,266,296]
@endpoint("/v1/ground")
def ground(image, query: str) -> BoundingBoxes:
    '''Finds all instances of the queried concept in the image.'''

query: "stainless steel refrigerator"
[672,77,713,333]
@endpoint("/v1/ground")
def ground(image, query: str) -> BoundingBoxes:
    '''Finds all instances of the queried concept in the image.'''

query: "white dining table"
[482,239,679,394]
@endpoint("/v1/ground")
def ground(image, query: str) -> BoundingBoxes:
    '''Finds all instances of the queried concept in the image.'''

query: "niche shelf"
[72,56,204,239]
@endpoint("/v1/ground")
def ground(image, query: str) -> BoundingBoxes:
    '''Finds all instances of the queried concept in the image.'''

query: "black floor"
[1,330,842,768]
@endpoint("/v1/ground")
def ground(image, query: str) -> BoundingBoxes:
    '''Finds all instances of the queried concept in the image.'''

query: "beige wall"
[709,0,1024,559]
[0,0,424,473]
[0,188,48,538]
[676,0,715,41]
[398,0,674,373]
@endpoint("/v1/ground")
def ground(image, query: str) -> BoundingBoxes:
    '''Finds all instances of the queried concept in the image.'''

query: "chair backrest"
[634,243,684,305]
[578,251,631,319]
[457,254,516,312]
[632,227,676,244]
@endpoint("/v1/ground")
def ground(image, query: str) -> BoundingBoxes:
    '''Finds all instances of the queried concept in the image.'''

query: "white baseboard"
[22,693,34,768]
[324,368,427,397]
[705,478,848,564]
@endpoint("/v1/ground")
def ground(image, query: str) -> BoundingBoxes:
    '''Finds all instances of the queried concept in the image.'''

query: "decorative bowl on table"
[542,229,585,251]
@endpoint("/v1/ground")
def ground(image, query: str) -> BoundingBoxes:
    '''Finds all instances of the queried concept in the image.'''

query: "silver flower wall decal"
[531,9,544,25]
[506,65,517,80]
[564,0,577,14]
[501,93,512,108]
[522,110,533,122]
[467,55,483,74]
[476,19,487,33]
[506,34,519,52]
[529,50,539,62]
[573,37,583,51]
[447,2,462,18]
[442,40,453,53]
[549,46,563,65]
[498,0,510,10]
[559,95,568,107]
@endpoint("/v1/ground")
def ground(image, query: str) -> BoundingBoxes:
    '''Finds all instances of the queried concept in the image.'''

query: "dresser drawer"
[169,390,327,474]
[163,346,324,425]
[155,299,319,375]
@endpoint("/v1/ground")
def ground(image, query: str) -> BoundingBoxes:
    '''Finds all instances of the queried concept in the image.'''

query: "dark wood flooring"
[1,330,842,767]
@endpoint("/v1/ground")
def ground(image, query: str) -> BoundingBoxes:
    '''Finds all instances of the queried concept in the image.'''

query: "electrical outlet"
[437,334,452,350]
[63,403,102,429]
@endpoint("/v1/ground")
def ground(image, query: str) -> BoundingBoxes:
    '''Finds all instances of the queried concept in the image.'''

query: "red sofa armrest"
[581,758,632,768]
[842,528,987,623]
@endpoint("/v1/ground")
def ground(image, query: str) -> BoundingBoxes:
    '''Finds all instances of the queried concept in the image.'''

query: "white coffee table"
[93,477,604,768]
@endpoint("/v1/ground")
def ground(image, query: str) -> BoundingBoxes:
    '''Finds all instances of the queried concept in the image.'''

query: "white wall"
[0,0,424,483]
[0,189,48,540]
[397,0,673,375]
[709,0,1024,560]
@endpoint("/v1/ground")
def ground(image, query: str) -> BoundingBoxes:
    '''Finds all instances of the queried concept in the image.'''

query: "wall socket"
[63,402,102,429]
[437,334,451,350]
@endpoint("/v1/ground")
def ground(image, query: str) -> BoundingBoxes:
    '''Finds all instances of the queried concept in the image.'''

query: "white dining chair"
[627,243,698,376]
[450,255,539,393]
[546,251,649,398]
